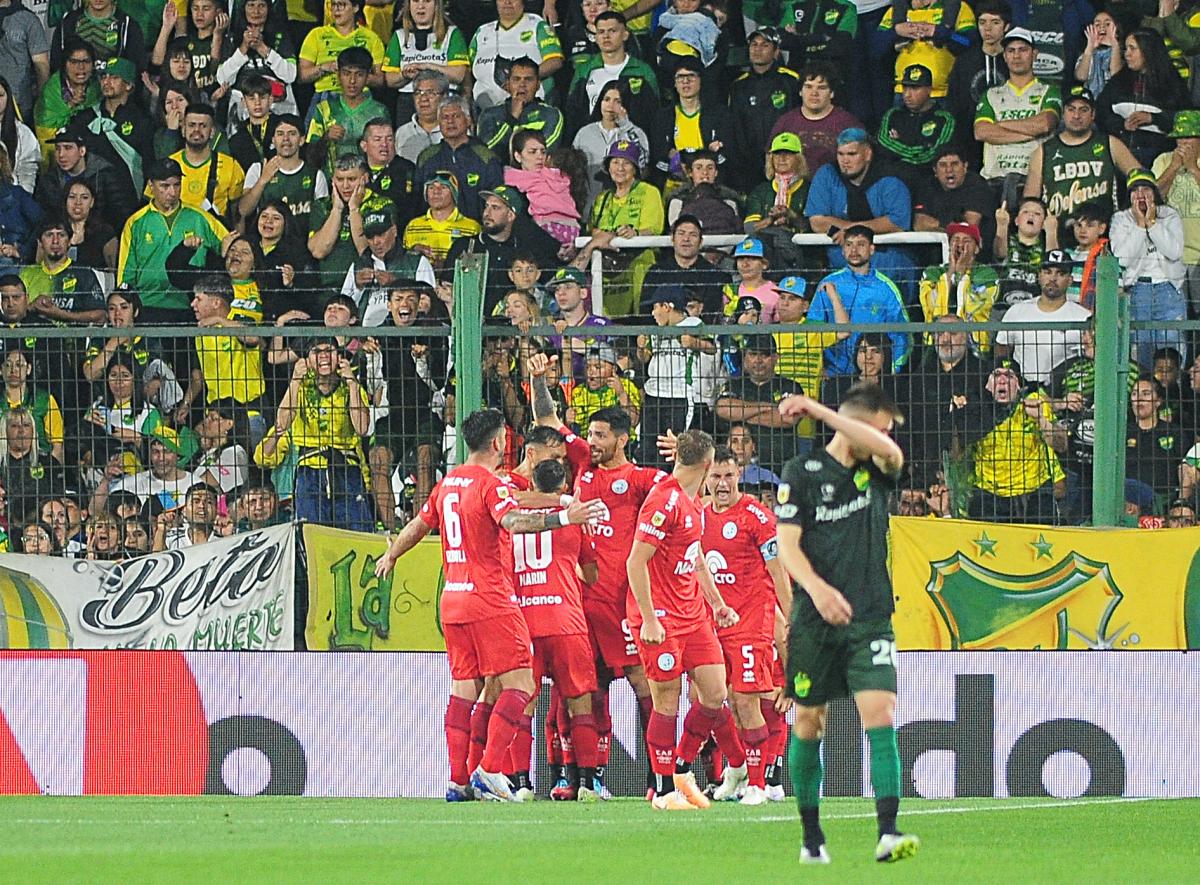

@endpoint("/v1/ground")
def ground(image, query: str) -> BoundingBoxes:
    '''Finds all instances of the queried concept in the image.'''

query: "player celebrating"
[626,429,748,811]
[375,408,602,802]
[702,447,793,806]
[571,406,665,798]
[774,386,919,863]
[510,459,603,801]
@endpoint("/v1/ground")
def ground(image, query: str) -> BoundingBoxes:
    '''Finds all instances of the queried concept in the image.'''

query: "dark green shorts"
[785,618,897,706]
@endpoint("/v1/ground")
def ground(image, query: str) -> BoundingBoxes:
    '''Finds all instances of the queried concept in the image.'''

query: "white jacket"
[1110,203,1186,288]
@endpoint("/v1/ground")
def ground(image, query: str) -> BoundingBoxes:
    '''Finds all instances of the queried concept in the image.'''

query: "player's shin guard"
[444,696,473,786]
[570,711,599,787]
[592,688,611,768]
[646,710,678,793]
[467,702,493,776]
[761,699,786,785]
[740,724,770,789]
[480,690,532,773]
[867,726,902,837]
[789,734,825,850]
[556,691,575,765]
[709,704,746,768]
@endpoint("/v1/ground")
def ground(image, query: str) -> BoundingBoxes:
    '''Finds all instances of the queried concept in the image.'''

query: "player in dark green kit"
[773,383,918,865]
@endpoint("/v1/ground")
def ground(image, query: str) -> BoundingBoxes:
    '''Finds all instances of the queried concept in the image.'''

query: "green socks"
[867,726,902,836]
[788,733,825,849]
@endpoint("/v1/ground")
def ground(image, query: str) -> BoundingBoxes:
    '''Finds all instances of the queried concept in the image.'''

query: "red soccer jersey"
[505,470,532,491]
[562,429,590,481]
[574,461,665,607]
[513,514,595,637]
[702,494,779,639]
[419,464,521,624]
[627,476,707,631]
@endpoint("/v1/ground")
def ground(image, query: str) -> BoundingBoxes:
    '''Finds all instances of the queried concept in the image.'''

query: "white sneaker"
[800,845,831,864]
[875,832,920,863]
[513,786,535,803]
[711,762,748,802]
[739,785,768,806]
[765,784,786,802]
[470,767,516,802]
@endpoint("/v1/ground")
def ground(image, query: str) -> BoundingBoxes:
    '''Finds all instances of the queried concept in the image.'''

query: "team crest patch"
[792,670,811,698]
[467,173,480,186]
[777,483,790,504]
[921,121,937,137]
[1093,143,1105,156]
[854,468,870,491]
[821,483,835,502]
[612,479,628,494]
[651,511,666,527]
[520,30,533,41]
[823,8,838,23]
[1160,436,1176,451]
[629,77,643,94]
[771,91,786,109]
[657,652,677,671]
[496,485,509,497]
[722,522,737,539]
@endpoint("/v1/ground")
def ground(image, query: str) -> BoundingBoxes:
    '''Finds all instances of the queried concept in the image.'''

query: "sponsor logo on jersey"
[705,549,734,583]
[805,460,821,472]
[814,488,872,523]
[722,521,737,539]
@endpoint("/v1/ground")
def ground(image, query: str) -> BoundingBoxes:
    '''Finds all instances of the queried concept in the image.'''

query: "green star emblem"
[973,531,998,557]
[1030,534,1054,560]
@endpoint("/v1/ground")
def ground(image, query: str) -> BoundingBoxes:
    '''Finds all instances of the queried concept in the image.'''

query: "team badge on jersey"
[821,483,835,502]
[657,652,677,672]
[921,121,937,137]
[722,522,737,539]
[854,468,870,491]
[771,91,786,109]
[612,479,628,494]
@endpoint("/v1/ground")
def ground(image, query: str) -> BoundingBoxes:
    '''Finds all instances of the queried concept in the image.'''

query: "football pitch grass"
[1,795,1196,883]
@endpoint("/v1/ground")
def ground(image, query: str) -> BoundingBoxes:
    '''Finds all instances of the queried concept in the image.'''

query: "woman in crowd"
[0,145,40,265]
[505,129,581,255]
[153,81,200,160]
[0,77,39,194]
[192,399,252,494]
[216,0,298,120]
[251,200,319,318]
[85,352,167,448]
[572,80,650,207]
[81,288,184,415]
[64,179,118,271]
[1,345,63,463]
[383,0,469,121]
[1075,8,1126,99]
[573,138,663,316]
[1098,28,1191,167]
[20,519,61,556]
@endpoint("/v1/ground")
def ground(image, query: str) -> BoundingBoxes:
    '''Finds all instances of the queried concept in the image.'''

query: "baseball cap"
[586,343,619,366]
[1065,84,1095,108]
[481,184,528,216]
[1042,249,1077,270]
[775,275,808,299]
[946,221,982,246]
[644,284,691,310]
[146,157,183,181]
[546,267,587,290]
[837,127,869,146]
[50,124,87,146]
[1002,27,1036,47]
[734,295,762,315]
[101,57,136,84]
[769,132,802,153]
[734,238,765,259]
[748,26,782,46]
[990,357,1023,383]
[744,334,777,354]
[1127,168,1157,191]
[899,64,932,88]
[424,170,461,205]
[362,206,396,236]
[604,138,644,169]
[149,425,185,455]
[1169,109,1200,139]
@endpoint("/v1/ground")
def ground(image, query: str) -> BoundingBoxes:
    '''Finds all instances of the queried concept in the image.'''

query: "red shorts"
[533,633,598,698]
[719,632,775,694]
[635,622,724,683]
[585,598,639,671]
[771,644,785,689]
[444,609,532,681]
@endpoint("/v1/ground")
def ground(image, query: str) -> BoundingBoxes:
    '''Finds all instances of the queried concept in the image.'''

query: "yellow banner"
[303,525,445,652]
[891,517,1200,650]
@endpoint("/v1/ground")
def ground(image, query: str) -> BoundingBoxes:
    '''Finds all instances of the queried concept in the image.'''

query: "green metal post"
[453,251,487,464]
[1091,254,1129,527]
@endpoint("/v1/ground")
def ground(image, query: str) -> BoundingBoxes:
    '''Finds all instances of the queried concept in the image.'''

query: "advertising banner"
[0,525,294,650]
[891,518,1200,651]
[303,525,444,651]
[0,651,1196,799]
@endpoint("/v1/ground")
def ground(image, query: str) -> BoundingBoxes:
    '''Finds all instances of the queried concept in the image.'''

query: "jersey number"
[869,639,897,668]
[741,644,756,670]
[512,531,553,571]
[442,492,463,548]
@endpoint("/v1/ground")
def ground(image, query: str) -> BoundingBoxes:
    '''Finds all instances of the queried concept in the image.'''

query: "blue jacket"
[0,182,42,261]
[804,162,912,264]
[809,265,911,376]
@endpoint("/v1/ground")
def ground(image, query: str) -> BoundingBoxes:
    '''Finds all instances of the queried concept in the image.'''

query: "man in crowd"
[769,62,863,176]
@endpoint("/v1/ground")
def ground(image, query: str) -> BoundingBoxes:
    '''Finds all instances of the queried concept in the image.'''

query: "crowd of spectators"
[5,0,1200,558]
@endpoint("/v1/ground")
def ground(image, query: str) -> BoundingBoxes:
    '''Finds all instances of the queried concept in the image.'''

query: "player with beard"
[375,408,604,802]
[627,429,748,811]
[701,447,792,805]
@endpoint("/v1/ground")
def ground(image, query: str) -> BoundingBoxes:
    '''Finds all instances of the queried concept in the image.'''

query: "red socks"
[740,724,771,788]
[481,689,532,773]
[467,702,492,775]
[444,696,473,785]
[507,715,534,776]
[711,705,746,768]
[592,688,611,766]
[646,711,677,776]
[677,704,746,769]
[762,697,787,768]
[570,712,600,768]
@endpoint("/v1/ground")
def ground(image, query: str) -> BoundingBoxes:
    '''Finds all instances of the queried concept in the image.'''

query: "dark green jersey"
[260,161,325,234]
[308,192,394,288]
[1039,132,1116,217]
[776,449,896,626]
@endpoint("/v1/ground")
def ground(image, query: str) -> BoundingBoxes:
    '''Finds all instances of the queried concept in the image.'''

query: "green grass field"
[1,796,1196,883]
